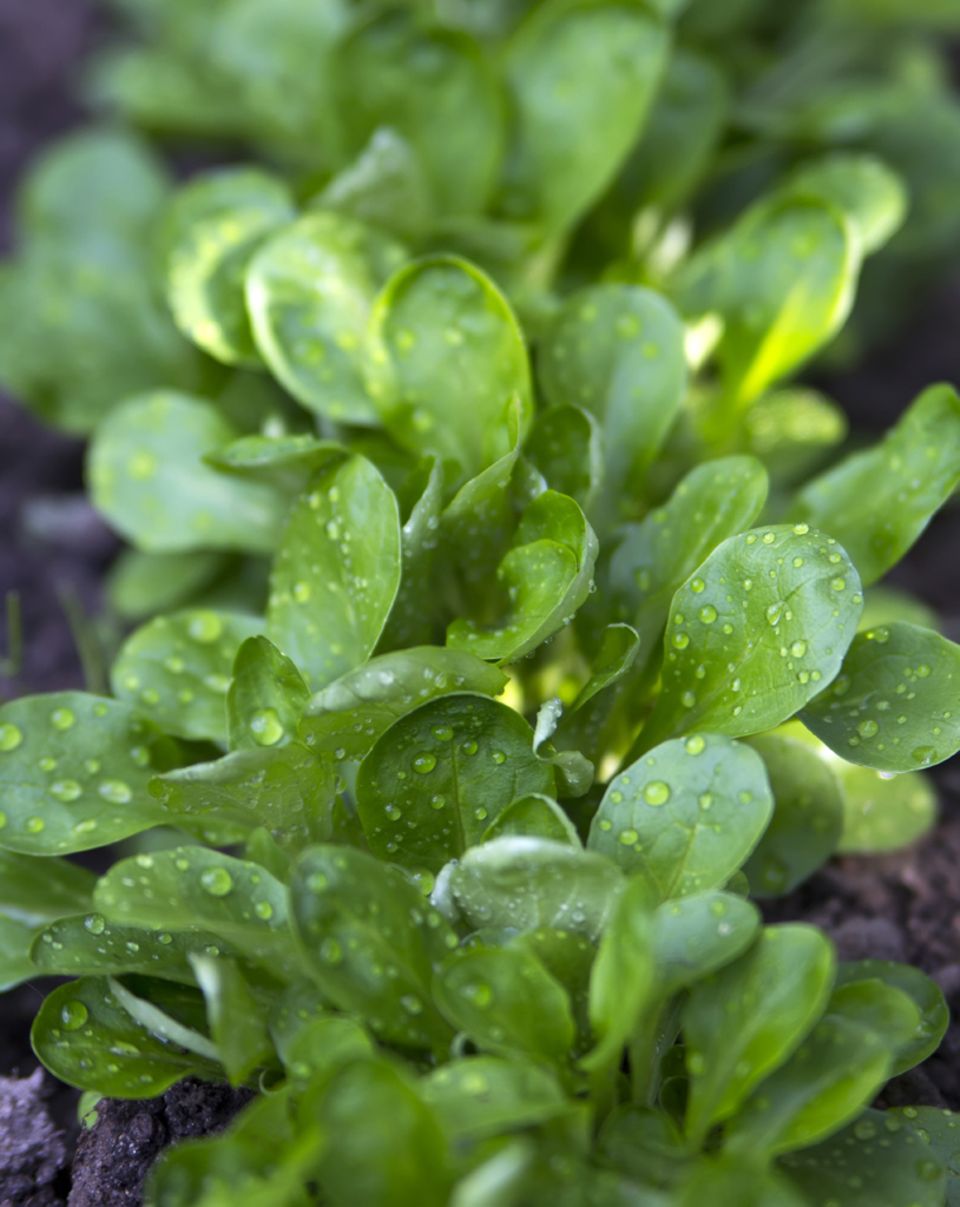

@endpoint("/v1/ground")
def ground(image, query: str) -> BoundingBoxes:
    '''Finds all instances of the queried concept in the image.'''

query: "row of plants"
[2,0,960,1203]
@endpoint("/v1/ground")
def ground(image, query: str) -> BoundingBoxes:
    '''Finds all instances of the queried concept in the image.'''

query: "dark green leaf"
[421,1056,569,1142]
[588,735,773,898]
[355,695,554,873]
[481,794,581,846]
[835,960,949,1077]
[191,954,275,1084]
[652,891,760,998]
[525,405,603,511]
[802,622,960,772]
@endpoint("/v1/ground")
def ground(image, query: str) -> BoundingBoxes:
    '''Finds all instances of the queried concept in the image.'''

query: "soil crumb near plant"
[0,1067,70,1205]
[68,1081,252,1207]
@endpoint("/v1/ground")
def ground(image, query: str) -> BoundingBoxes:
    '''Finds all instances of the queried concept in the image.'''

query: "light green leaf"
[367,256,532,480]
[683,925,836,1142]
[228,635,309,752]
[0,849,95,924]
[111,609,262,743]
[743,733,844,896]
[380,457,446,648]
[356,695,554,873]
[784,153,907,255]
[538,285,686,525]
[267,455,401,688]
[676,1154,807,1207]
[421,1056,569,1142]
[246,211,406,423]
[290,845,455,1051]
[0,692,175,855]
[33,977,220,1096]
[89,391,288,553]
[447,490,598,662]
[641,524,863,748]
[588,735,773,899]
[300,647,507,761]
[802,622,960,772]
[191,955,275,1084]
[793,384,960,585]
[434,944,575,1067]
[835,960,949,1077]
[440,837,623,939]
[107,549,234,621]
[481,794,581,847]
[501,0,669,231]
[742,388,848,486]
[524,405,603,511]
[837,760,937,853]
[164,167,295,364]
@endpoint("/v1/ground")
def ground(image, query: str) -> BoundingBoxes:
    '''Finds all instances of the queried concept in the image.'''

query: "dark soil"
[0,0,959,1200]
[68,1081,252,1207]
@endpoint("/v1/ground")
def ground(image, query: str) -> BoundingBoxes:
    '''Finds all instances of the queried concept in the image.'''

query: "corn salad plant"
[1,1,960,1203]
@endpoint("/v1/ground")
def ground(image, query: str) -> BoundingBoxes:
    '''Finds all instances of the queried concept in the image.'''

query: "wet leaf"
[802,622,960,772]
[421,1056,569,1142]
[481,794,581,847]
[367,256,532,480]
[355,694,554,873]
[641,524,863,748]
[228,635,309,752]
[164,167,295,364]
[111,609,262,743]
[290,845,455,1051]
[246,211,406,423]
[835,961,949,1077]
[836,760,937,853]
[191,954,275,1084]
[524,405,603,511]
[652,891,760,999]
[89,391,288,554]
[267,454,401,688]
[0,692,175,855]
[588,734,773,899]
[683,925,835,1142]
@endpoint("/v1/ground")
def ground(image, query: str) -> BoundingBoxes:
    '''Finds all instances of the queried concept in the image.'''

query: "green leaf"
[191,954,275,1084]
[204,434,345,482]
[380,457,446,648]
[588,734,773,899]
[582,875,655,1074]
[111,609,262,743]
[290,845,455,1051]
[89,391,288,554]
[335,11,503,215]
[683,925,836,1142]
[163,167,295,364]
[273,1008,372,1088]
[151,744,337,850]
[228,636,309,752]
[742,388,848,486]
[802,622,960,772]
[32,977,220,1096]
[784,153,907,255]
[421,1056,569,1142]
[725,1015,892,1157]
[780,1110,946,1207]
[367,256,532,480]
[246,211,406,423]
[652,891,761,999]
[676,1154,807,1207]
[793,384,960,585]
[481,794,581,847]
[94,848,297,974]
[32,914,242,983]
[434,944,575,1067]
[355,695,555,873]
[835,960,949,1077]
[107,549,234,621]
[890,1107,960,1205]
[0,917,42,992]
[743,733,844,896]
[501,0,669,231]
[673,196,859,406]
[608,456,769,676]
[834,760,936,854]
[447,490,598,662]
[641,524,863,747]
[311,128,432,243]
[310,1060,452,1207]
[300,647,507,761]
[525,405,603,511]
[0,692,174,855]
[538,285,686,526]
[266,455,401,688]
[0,849,95,923]
[440,837,623,939]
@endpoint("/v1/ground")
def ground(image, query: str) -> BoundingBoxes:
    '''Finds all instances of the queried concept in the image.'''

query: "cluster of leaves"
[3,1,960,1203]
[5,0,960,430]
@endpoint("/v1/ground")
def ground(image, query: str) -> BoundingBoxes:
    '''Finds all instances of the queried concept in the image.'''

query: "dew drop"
[188,612,223,643]
[0,724,23,753]
[250,708,284,747]
[50,708,75,732]
[413,753,437,775]
[60,1001,89,1031]
[200,867,233,897]
[84,914,106,936]
[51,780,82,803]
[99,780,132,804]
[643,781,671,806]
